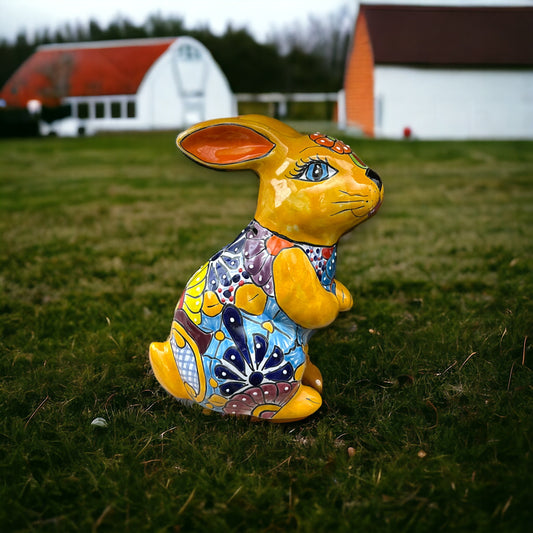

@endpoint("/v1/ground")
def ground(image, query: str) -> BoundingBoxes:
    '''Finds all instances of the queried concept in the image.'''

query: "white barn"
[342,3,533,139]
[0,37,236,136]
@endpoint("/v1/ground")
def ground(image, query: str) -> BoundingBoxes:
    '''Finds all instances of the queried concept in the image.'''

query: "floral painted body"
[168,220,337,419]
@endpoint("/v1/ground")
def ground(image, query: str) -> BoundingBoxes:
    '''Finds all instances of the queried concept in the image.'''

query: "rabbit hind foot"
[302,355,323,394]
[270,384,322,423]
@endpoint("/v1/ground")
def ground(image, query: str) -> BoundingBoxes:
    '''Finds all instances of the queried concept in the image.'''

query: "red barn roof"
[0,38,177,108]
[360,4,533,66]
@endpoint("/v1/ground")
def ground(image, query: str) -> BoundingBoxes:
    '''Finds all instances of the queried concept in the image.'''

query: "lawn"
[1,129,531,532]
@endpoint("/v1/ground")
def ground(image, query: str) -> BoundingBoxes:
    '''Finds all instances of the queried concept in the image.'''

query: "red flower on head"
[317,137,335,148]
[309,132,367,169]
[310,133,350,153]
[332,139,352,154]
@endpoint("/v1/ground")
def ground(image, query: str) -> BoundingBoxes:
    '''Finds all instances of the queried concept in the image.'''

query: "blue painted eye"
[291,159,338,182]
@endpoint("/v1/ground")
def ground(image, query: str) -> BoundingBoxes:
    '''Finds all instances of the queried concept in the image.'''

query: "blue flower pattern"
[214,306,294,397]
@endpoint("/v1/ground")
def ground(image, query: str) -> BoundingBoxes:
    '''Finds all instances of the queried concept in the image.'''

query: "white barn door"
[174,42,208,125]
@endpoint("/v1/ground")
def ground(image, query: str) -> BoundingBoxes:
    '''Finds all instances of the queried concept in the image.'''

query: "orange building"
[343,4,533,139]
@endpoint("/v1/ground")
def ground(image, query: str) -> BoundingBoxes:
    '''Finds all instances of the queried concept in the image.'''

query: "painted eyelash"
[288,155,330,179]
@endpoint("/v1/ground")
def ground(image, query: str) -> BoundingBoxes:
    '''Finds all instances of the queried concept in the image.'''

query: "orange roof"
[0,38,177,108]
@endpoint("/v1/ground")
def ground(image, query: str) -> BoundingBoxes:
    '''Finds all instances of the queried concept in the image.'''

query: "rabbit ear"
[177,122,275,168]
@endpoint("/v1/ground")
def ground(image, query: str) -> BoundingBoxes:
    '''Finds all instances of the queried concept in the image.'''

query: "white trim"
[37,37,178,52]
[236,92,339,103]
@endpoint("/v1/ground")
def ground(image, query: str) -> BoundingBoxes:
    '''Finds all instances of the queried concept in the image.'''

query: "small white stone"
[91,417,108,428]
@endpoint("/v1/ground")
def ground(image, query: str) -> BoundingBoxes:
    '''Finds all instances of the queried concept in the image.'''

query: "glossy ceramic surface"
[149,115,383,422]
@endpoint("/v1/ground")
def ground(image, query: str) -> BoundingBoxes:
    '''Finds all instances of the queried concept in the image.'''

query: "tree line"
[0,9,354,96]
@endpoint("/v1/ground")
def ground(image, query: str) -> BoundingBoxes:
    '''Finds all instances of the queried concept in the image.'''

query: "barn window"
[95,102,105,119]
[178,44,201,61]
[111,102,121,118]
[127,101,136,118]
[78,102,89,119]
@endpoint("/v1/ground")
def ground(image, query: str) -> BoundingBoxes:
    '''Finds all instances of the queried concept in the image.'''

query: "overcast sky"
[1,0,531,43]
[0,0,355,42]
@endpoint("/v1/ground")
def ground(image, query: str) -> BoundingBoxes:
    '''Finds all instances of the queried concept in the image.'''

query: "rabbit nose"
[365,168,382,191]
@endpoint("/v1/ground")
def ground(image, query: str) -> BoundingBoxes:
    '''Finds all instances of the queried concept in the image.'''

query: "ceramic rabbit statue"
[149,115,383,422]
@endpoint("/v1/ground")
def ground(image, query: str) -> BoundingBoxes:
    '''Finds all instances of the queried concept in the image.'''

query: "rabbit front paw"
[334,280,354,312]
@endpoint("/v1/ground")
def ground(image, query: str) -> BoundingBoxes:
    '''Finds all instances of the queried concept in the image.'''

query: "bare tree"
[266,4,355,90]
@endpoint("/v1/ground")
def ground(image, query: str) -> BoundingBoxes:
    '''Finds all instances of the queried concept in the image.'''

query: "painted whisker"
[330,207,366,217]
[339,190,367,198]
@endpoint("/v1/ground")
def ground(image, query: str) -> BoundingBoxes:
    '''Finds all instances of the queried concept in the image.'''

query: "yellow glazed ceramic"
[150,115,383,422]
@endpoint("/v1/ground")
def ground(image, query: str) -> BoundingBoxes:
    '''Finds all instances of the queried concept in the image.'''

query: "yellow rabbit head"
[177,115,383,246]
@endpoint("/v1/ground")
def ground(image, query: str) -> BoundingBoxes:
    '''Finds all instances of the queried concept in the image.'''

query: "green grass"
[1,130,532,532]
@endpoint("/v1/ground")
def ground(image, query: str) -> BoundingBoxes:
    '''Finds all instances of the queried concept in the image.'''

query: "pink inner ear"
[180,124,275,165]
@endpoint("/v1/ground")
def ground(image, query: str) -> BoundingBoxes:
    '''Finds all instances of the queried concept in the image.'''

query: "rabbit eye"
[290,158,338,182]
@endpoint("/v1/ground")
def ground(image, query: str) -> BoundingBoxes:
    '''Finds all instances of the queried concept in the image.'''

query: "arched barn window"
[177,44,201,62]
